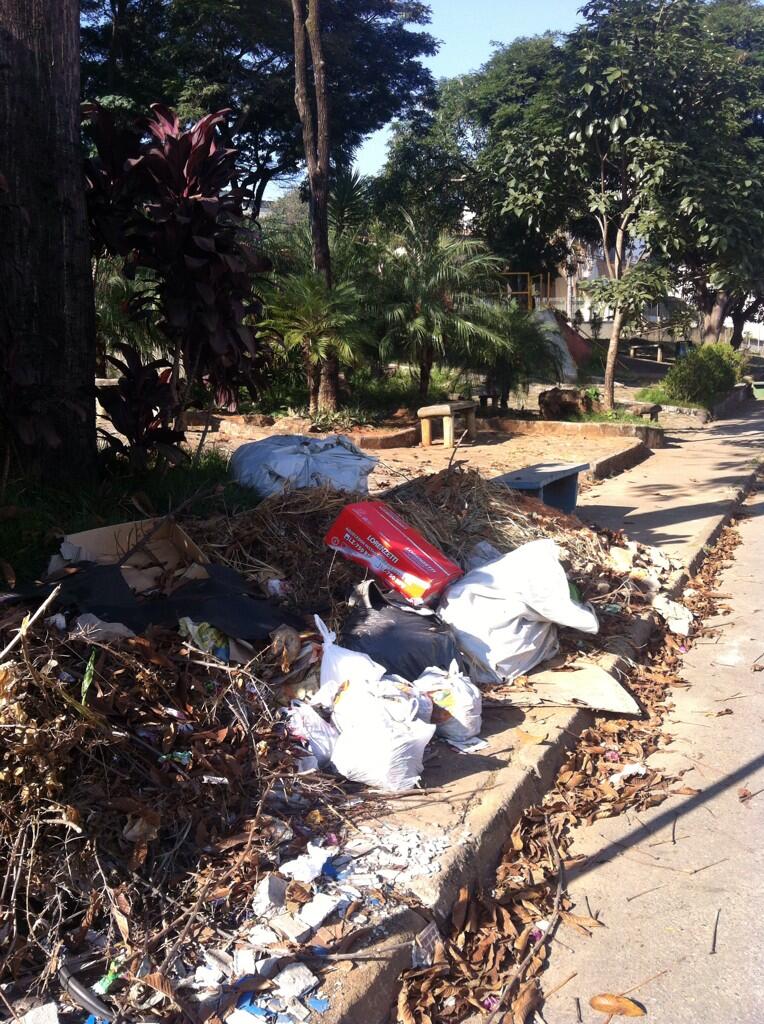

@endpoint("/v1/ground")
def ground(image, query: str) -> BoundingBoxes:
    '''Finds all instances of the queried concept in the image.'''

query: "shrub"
[662,343,746,409]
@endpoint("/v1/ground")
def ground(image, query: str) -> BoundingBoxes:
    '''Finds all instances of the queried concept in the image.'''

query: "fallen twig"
[0,585,61,661]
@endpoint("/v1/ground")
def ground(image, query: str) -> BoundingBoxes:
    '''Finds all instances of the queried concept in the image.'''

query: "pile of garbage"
[0,458,694,1024]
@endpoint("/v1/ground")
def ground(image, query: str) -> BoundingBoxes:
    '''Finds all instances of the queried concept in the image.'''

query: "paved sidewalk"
[544,486,764,1024]
[579,401,764,566]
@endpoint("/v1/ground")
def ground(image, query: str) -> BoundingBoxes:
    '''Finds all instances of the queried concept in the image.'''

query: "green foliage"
[375,213,509,394]
[93,256,164,359]
[259,273,371,368]
[80,0,437,207]
[581,262,673,330]
[661,343,746,407]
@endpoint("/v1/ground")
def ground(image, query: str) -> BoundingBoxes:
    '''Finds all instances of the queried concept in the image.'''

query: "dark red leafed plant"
[84,104,271,411]
[96,343,186,469]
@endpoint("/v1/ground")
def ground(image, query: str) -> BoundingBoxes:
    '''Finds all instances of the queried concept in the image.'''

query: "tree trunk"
[0,0,97,480]
[701,289,731,345]
[305,346,320,415]
[602,306,625,411]
[418,344,434,399]
[291,0,332,288]
[318,350,339,412]
[730,306,747,350]
[729,297,763,350]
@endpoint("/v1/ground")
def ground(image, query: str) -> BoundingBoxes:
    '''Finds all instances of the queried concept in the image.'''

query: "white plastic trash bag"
[330,675,431,734]
[286,702,339,767]
[438,539,599,682]
[313,616,387,705]
[230,434,377,498]
[414,661,482,742]
[329,682,436,792]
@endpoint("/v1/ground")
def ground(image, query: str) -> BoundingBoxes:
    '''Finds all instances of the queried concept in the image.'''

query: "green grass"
[573,409,648,426]
[635,385,704,409]
[0,448,260,584]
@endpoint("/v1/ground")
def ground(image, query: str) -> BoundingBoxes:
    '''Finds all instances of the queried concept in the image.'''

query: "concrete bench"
[628,342,671,363]
[493,462,589,514]
[418,400,478,449]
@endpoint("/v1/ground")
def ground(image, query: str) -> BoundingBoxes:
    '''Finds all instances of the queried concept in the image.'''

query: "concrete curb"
[588,440,650,480]
[326,468,760,1024]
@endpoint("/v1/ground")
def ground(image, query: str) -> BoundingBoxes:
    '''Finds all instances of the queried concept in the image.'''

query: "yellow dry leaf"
[589,993,646,1016]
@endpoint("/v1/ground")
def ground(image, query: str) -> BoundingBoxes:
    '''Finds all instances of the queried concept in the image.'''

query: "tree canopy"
[81,0,437,211]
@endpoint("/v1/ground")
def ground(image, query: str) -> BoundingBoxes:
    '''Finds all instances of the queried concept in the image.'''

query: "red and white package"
[324,501,463,605]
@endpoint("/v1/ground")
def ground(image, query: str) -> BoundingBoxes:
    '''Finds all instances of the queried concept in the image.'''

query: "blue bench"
[493,462,589,514]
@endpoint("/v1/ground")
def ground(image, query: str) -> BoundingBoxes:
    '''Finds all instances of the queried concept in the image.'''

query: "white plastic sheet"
[438,539,599,682]
[229,434,377,498]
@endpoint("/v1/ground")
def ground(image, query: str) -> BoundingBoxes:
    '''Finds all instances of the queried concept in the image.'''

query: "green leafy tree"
[80,0,437,213]
[259,274,369,413]
[372,35,576,272]
[649,0,764,346]
[500,0,744,407]
[375,213,514,397]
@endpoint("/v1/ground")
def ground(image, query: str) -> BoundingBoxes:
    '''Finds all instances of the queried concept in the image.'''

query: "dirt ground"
[199,425,630,493]
[365,431,628,492]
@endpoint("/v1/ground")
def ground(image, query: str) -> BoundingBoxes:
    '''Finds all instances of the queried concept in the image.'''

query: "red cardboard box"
[324,501,463,605]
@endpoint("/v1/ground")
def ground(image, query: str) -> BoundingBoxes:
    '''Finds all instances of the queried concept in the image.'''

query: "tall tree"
[500,0,744,407]
[291,0,340,411]
[0,0,97,479]
[80,0,436,214]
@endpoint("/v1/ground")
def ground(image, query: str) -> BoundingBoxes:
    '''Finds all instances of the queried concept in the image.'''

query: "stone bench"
[417,400,478,449]
[493,462,589,515]
[628,341,672,363]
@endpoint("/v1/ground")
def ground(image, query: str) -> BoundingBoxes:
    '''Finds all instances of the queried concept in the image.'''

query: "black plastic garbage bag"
[50,562,300,640]
[340,581,462,680]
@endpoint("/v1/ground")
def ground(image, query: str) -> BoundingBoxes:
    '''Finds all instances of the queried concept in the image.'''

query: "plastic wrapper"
[340,581,462,679]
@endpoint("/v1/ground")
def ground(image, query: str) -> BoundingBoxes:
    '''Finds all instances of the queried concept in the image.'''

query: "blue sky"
[354,0,583,175]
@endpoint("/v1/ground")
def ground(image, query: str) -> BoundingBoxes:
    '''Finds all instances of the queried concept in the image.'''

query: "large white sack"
[438,539,598,682]
[329,683,436,792]
[414,662,482,742]
[230,434,377,498]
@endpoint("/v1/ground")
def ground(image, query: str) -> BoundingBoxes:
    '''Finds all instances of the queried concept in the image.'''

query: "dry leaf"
[397,983,416,1024]
[671,786,701,796]
[451,886,470,932]
[589,993,646,1016]
[738,786,753,803]
[141,972,179,1005]
[512,978,541,1024]
[112,906,130,943]
[0,560,16,589]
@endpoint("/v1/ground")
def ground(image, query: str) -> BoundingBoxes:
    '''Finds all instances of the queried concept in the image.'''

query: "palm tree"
[259,273,369,414]
[376,213,511,397]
